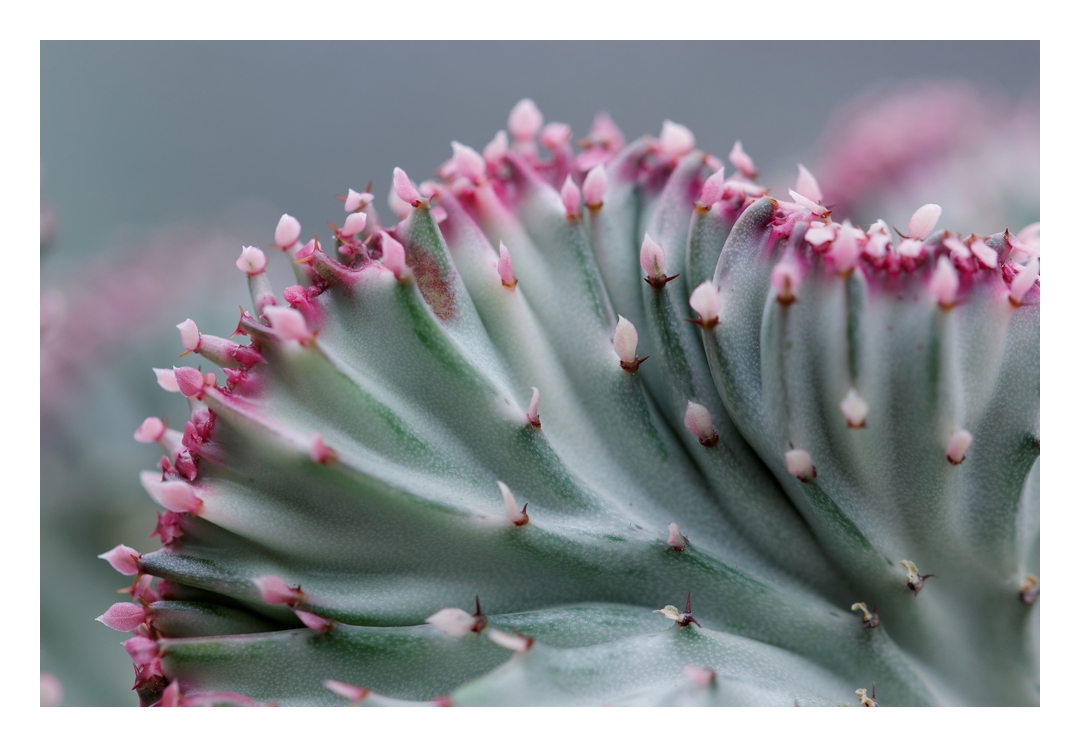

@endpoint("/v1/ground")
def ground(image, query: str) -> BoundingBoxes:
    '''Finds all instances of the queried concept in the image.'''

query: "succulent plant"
[96,100,1039,706]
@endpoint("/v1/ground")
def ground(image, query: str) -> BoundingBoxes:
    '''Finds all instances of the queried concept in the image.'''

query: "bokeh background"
[40,40,1039,706]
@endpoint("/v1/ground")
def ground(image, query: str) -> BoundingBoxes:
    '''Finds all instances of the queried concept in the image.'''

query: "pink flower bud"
[930,256,960,309]
[96,602,147,632]
[943,235,971,260]
[508,98,543,142]
[561,176,582,219]
[639,233,667,281]
[970,237,998,268]
[172,366,205,398]
[483,130,509,165]
[946,429,973,465]
[667,522,688,551]
[526,387,540,428]
[784,449,816,482]
[134,416,166,443]
[160,680,182,707]
[699,167,725,206]
[582,164,607,208]
[907,204,942,240]
[379,231,409,280]
[830,222,862,274]
[295,609,334,632]
[294,238,317,262]
[658,120,695,160]
[324,680,369,703]
[897,238,925,259]
[613,315,639,365]
[153,367,180,392]
[344,189,373,212]
[1009,258,1039,306]
[310,433,336,465]
[840,388,869,429]
[426,607,477,637]
[498,242,516,288]
[487,628,534,653]
[341,211,367,237]
[99,544,142,575]
[451,141,486,182]
[771,257,801,305]
[729,140,757,177]
[498,480,529,526]
[683,665,716,687]
[254,575,300,606]
[275,214,301,248]
[140,471,203,513]
[393,167,423,207]
[539,122,572,150]
[788,189,827,217]
[804,223,837,248]
[688,281,720,327]
[123,636,160,666]
[683,402,717,447]
[176,318,200,353]
[387,184,411,220]
[263,306,312,343]
[236,246,267,275]
[795,165,823,205]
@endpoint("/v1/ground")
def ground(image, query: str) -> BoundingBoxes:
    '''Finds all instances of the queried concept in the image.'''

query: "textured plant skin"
[97,101,1039,706]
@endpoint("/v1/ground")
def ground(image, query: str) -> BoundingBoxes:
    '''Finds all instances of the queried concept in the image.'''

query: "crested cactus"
[97,100,1039,706]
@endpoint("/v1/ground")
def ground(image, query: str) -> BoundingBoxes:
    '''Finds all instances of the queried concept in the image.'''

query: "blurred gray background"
[40,41,1038,706]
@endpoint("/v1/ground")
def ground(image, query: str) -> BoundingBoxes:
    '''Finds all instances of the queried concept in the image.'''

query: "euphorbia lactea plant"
[97,99,1039,706]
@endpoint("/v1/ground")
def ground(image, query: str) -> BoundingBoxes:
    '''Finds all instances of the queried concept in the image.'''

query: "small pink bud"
[699,167,725,206]
[451,141,487,182]
[236,246,267,275]
[344,189,373,212]
[508,98,543,142]
[275,214,301,248]
[392,167,423,207]
[99,545,142,575]
[639,234,667,281]
[561,176,582,219]
[160,680,182,707]
[539,122,572,150]
[341,211,367,237]
[96,602,147,632]
[788,189,827,217]
[907,204,942,240]
[658,120,695,160]
[897,238,925,258]
[688,281,721,328]
[795,165,823,205]
[804,223,837,248]
[498,242,517,288]
[666,522,688,551]
[40,672,63,707]
[729,140,757,177]
[176,319,200,353]
[324,680,369,703]
[613,315,639,365]
[946,429,973,465]
[173,366,206,398]
[498,480,529,526]
[294,238,317,262]
[141,471,203,513]
[526,387,540,428]
[263,305,312,343]
[582,164,607,208]
[943,235,971,260]
[153,368,180,392]
[970,237,998,268]
[426,607,477,637]
[123,637,160,666]
[683,665,716,687]
[379,231,409,280]
[487,628,533,653]
[254,575,301,606]
[310,433,337,465]
[785,449,816,482]
[830,222,862,274]
[684,402,718,447]
[840,388,869,429]
[1009,258,1039,306]
[295,609,334,632]
[134,416,166,443]
[483,130,509,165]
[930,256,960,309]
[770,261,799,306]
